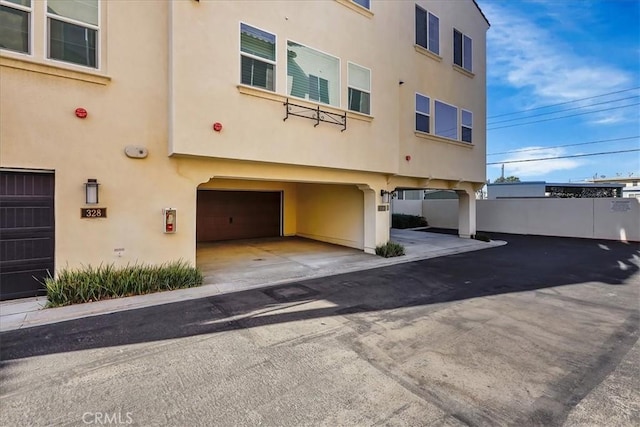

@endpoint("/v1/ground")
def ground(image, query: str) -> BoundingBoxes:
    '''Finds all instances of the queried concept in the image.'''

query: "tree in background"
[492,176,521,183]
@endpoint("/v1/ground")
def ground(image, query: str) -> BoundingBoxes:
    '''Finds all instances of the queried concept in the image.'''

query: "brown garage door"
[0,170,55,300]
[197,190,281,242]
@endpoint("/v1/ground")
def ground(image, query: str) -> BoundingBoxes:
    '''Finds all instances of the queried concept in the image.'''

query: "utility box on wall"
[163,208,176,233]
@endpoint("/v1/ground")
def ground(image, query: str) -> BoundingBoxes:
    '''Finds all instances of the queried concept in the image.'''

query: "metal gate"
[0,170,55,300]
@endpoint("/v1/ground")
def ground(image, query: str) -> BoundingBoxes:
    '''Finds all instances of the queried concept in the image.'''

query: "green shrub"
[43,260,203,308]
[392,214,428,229]
[473,233,491,242]
[375,241,406,258]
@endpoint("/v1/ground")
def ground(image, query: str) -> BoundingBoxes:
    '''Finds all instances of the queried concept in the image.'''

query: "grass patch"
[375,241,406,258]
[43,260,203,308]
[392,214,428,229]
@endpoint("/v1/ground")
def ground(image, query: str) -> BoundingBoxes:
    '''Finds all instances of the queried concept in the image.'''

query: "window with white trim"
[415,93,430,133]
[0,0,31,54]
[47,0,99,68]
[352,0,370,9]
[461,109,472,143]
[435,100,457,140]
[348,62,370,114]
[415,5,439,55]
[453,29,472,72]
[287,41,339,107]
[240,23,276,91]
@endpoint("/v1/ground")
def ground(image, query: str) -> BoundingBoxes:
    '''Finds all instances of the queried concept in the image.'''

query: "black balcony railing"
[283,99,347,132]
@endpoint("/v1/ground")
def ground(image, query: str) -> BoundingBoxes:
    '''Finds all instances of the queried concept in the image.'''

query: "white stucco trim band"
[414,131,474,149]
[0,55,111,85]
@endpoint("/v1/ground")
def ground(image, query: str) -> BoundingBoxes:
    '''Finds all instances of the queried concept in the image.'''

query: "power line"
[487,136,640,156]
[487,95,640,125]
[487,86,640,119]
[487,102,640,131]
[487,149,640,165]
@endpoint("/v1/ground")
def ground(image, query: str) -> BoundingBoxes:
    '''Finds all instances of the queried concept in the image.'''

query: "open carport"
[196,229,503,294]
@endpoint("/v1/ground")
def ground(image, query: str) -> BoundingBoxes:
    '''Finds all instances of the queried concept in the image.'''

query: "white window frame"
[0,0,33,55]
[347,61,371,115]
[46,0,100,69]
[434,99,458,140]
[461,109,473,143]
[415,5,439,56]
[415,92,430,133]
[286,39,341,108]
[239,22,277,92]
[453,28,472,72]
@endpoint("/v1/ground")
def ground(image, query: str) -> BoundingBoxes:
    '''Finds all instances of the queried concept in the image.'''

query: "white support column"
[456,189,476,238]
[358,185,390,254]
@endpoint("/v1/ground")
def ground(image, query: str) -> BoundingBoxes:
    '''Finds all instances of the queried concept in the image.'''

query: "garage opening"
[196,190,282,242]
[0,170,55,300]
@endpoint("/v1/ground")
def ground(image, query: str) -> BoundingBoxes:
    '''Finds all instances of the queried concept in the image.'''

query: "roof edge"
[472,0,491,27]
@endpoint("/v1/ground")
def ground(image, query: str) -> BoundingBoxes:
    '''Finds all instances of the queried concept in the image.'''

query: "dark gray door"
[196,190,281,242]
[0,170,54,300]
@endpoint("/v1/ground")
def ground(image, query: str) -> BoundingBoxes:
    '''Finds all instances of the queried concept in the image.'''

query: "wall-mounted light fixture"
[85,179,99,204]
[380,189,395,204]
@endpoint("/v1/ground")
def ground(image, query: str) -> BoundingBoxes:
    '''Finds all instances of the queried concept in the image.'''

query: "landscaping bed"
[44,260,203,307]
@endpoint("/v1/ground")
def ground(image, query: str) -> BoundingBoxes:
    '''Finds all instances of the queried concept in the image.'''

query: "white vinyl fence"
[393,198,640,242]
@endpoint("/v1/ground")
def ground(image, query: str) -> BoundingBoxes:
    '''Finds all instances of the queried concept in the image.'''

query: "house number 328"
[81,208,107,218]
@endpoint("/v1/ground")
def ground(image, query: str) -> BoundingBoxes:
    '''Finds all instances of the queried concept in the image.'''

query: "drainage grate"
[263,284,319,302]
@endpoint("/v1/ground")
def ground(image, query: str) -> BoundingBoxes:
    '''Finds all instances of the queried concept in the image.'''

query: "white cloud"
[490,147,584,178]
[482,2,635,123]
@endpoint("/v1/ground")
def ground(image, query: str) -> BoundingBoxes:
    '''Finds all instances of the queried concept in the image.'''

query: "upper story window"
[0,0,31,54]
[415,93,430,133]
[348,62,370,115]
[287,41,340,107]
[415,5,439,56]
[240,23,276,91]
[453,29,472,72]
[461,110,472,143]
[47,0,99,68]
[435,100,457,140]
[352,0,370,9]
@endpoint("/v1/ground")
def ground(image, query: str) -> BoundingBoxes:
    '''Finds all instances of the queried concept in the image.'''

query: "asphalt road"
[1,234,639,426]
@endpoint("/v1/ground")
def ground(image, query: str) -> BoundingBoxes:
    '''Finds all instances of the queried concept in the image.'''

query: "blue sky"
[477,0,640,183]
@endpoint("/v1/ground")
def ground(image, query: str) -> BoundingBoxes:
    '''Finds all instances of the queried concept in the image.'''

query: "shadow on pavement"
[1,233,638,361]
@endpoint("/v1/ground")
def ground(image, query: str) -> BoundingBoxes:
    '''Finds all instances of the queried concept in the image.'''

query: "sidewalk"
[0,229,505,332]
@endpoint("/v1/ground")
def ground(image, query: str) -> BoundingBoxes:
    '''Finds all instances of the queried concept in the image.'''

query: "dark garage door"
[0,170,55,300]
[197,190,281,242]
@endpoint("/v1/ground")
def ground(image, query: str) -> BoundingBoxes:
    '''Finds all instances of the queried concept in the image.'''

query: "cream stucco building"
[0,0,489,299]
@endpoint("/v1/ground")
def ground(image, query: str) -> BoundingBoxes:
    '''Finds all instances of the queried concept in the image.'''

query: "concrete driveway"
[1,234,638,426]
[1,230,500,331]
[196,229,502,290]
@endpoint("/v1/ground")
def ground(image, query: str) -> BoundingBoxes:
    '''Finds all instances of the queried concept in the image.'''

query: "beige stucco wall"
[296,183,364,249]
[1,0,487,272]
[169,0,488,185]
[397,0,488,184]
[410,199,640,241]
[169,0,396,172]
[0,1,191,269]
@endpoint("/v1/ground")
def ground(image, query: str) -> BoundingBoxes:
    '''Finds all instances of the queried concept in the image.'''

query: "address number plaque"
[81,207,107,218]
